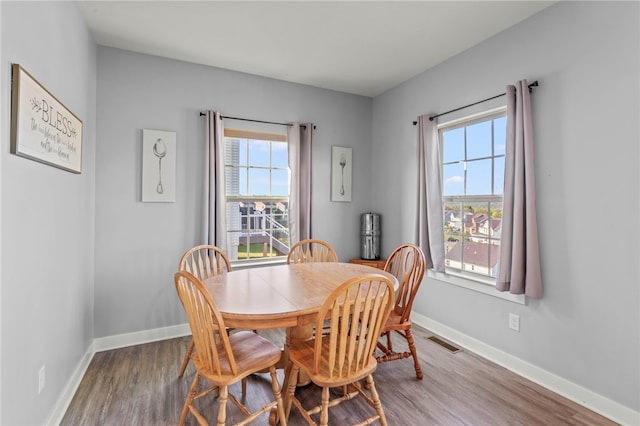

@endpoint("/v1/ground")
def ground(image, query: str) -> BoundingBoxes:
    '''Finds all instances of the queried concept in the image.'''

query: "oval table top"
[202,262,397,330]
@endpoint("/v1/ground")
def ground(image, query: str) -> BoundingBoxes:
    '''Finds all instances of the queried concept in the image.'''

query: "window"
[223,128,290,263]
[440,109,506,282]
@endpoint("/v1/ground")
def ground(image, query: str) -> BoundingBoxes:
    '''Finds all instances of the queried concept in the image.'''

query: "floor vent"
[427,336,462,354]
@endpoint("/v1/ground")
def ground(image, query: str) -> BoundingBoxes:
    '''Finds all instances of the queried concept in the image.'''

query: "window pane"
[443,127,464,163]
[228,199,290,262]
[489,201,503,234]
[443,162,464,196]
[248,168,269,195]
[466,121,492,159]
[494,156,505,195]
[272,142,288,168]
[494,116,506,156]
[248,140,269,167]
[444,202,463,242]
[272,169,289,196]
[444,203,504,277]
[464,242,489,275]
[466,158,491,195]
[237,139,247,166]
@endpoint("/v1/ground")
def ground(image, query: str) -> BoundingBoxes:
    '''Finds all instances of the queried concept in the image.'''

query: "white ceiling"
[76,1,555,98]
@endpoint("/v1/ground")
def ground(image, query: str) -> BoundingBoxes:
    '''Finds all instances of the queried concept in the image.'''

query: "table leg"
[270,324,314,425]
[284,324,312,385]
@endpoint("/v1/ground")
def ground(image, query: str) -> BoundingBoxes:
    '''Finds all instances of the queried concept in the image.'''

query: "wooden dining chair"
[174,271,288,426]
[286,239,338,264]
[284,274,395,426]
[177,245,232,378]
[287,239,338,337]
[376,243,426,379]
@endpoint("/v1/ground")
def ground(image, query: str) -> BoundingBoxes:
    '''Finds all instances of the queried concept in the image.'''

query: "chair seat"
[193,331,282,386]
[289,335,378,388]
[383,313,412,331]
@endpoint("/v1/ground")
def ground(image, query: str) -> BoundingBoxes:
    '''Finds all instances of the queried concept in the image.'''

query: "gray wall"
[372,1,639,414]
[94,47,373,338]
[0,2,96,425]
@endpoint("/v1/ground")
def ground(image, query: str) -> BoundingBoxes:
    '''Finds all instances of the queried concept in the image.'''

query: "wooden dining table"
[201,262,397,333]
[201,261,398,424]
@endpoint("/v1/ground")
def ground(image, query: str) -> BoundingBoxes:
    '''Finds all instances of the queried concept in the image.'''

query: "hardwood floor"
[61,326,617,425]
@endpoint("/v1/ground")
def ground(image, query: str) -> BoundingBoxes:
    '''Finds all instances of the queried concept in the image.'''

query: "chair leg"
[377,329,424,379]
[284,364,299,421]
[319,386,330,426]
[179,373,200,426]
[179,338,195,377]
[365,374,388,426]
[217,385,229,426]
[405,328,423,380]
[269,366,288,426]
[385,330,393,352]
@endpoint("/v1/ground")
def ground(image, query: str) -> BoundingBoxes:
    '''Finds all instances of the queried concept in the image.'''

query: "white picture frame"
[142,129,176,202]
[331,146,352,202]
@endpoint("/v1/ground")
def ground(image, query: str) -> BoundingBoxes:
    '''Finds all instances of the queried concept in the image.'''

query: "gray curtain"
[287,123,313,244]
[203,110,227,249]
[416,115,445,272]
[496,80,543,298]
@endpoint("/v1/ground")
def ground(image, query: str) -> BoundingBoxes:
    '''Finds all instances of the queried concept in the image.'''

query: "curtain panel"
[496,80,543,298]
[415,115,445,272]
[288,123,313,244]
[203,110,227,249]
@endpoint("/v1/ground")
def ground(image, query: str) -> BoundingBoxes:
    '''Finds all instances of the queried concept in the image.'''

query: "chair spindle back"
[384,243,425,323]
[179,245,231,280]
[174,271,237,378]
[314,274,395,378]
[287,239,338,264]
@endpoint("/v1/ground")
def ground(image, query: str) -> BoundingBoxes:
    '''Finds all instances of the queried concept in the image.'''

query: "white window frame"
[433,107,525,304]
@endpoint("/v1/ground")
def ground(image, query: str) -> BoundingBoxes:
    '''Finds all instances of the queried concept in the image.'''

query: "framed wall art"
[10,64,83,173]
[142,129,176,202]
[331,146,352,202]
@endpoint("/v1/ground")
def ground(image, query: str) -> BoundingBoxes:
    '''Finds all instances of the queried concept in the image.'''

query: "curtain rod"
[199,112,314,129]
[412,80,539,125]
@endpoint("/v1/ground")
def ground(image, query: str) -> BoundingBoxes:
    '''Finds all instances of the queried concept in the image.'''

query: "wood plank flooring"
[61,326,618,425]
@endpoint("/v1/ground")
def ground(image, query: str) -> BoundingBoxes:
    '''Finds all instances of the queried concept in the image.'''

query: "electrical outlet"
[38,365,46,394]
[509,313,520,332]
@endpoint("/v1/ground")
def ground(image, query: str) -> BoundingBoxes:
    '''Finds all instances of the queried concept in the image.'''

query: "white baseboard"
[412,312,640,426]
[46,343,95,426]
[93,323,191,352]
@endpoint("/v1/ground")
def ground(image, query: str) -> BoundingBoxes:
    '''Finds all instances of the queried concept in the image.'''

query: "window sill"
[231,258,287,270]
[427,269,526,305]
